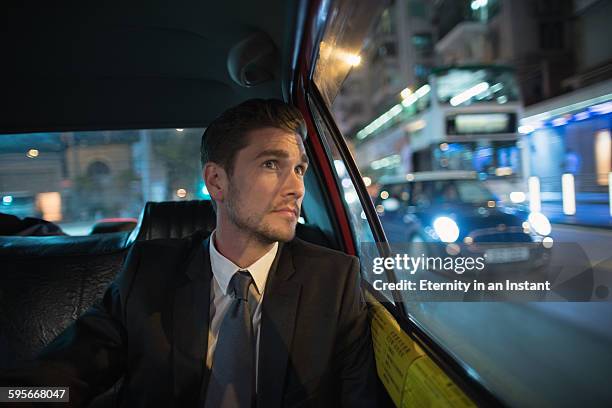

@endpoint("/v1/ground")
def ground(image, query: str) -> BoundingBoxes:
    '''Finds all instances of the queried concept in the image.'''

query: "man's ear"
[203,162,228,203]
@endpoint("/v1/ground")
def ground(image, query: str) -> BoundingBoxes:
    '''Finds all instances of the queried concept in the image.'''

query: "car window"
[312,0,612,406]
[307,95,397,303]
[453,180,497,203]
[0,128,206,235]
[408,180,497,206]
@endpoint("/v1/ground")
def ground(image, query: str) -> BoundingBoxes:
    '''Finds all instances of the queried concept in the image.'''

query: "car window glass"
[308,96,398,302]
[309,105,376,246]
[0,129,206,235]
[313,0,612,406]
[454,180,497,203]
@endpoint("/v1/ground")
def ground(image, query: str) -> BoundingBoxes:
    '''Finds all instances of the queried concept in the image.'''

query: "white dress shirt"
[206,231,278,388]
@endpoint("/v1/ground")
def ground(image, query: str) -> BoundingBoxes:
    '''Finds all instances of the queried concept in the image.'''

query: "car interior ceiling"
[0,0,300,133]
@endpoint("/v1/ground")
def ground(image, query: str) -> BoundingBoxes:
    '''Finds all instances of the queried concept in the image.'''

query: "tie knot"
[230,270,253,301]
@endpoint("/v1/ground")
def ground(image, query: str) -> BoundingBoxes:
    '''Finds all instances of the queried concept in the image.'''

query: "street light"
[608,173,612,217]
[26,148,39,158]
[562,174,576,216]
[529,176,541,213]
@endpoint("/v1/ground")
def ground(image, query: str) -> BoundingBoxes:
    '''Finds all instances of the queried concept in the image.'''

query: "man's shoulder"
[285,239,361,296]
[286,237,358,266]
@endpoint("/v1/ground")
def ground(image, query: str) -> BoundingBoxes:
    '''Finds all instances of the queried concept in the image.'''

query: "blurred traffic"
[371,171,551,274]
[325,0,611,261]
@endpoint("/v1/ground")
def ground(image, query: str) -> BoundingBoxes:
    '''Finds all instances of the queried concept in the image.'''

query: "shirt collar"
[209,230,278,296]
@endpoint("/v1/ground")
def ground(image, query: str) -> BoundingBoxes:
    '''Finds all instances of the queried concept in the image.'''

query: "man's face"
[223,127,308,244]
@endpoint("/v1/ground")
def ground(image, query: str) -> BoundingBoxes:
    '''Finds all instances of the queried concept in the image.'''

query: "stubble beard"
[225,182,296,244]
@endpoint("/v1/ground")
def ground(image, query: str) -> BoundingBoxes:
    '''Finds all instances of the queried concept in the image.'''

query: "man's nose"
[284,169,305,199]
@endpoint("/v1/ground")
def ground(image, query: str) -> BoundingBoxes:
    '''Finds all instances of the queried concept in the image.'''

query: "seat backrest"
[0,201,214,368]
[132,199,335,248]
[133,200,217,241]
[0,232,130,369]
[0,199,334,370]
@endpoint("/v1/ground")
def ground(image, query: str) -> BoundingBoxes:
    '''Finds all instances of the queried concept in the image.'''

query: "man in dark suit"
[2,99,379,407]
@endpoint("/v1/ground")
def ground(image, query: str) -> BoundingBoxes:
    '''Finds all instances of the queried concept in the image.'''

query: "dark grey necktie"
[205,270,255,408]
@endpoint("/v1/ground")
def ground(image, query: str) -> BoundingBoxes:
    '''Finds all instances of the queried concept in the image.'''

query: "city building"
[0,130,180,225]
[335,0,611,204]
[0,134,65,221]
[345,0,527,184]
[332,0,434,138]
[521,0,612,198]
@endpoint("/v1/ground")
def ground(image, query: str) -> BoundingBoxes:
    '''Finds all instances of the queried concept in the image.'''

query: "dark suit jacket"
[2,231,379,407]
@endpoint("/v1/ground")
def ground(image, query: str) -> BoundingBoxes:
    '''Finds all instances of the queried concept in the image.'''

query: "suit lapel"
[258,241,302,408]
[172,236,211,406]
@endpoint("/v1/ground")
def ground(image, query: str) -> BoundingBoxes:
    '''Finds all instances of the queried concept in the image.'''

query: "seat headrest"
[0,232,131,257]
[133,200,216,242]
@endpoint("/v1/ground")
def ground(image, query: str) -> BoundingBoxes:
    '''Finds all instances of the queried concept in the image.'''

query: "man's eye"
[295,165,307,176]
[263,160,278,169]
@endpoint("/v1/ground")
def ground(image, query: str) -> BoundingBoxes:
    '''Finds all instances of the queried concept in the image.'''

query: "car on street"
[375,171,552,271]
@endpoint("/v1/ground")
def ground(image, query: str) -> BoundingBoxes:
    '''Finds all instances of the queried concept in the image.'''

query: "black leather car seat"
[0,232,131,370]
[132,199,334,248]
[0,200,334,369]
[133,200,217,241]
[0,199,334,368]
[0,199,337,407]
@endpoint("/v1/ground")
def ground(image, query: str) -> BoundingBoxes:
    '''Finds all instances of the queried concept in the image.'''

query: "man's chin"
[256,224,296,244]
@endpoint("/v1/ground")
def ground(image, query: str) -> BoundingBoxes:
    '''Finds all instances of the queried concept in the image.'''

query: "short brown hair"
[200,98,307,175]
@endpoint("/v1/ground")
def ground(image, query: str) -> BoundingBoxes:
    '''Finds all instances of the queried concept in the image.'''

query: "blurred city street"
[543,197,612,228]
[550,223,612,276]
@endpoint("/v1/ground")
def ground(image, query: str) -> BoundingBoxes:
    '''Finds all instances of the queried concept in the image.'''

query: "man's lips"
[272,207,299,218]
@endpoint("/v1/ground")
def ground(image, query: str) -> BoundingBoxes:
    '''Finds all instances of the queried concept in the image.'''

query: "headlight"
[433,216,460,243]
[528,212,551,236]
